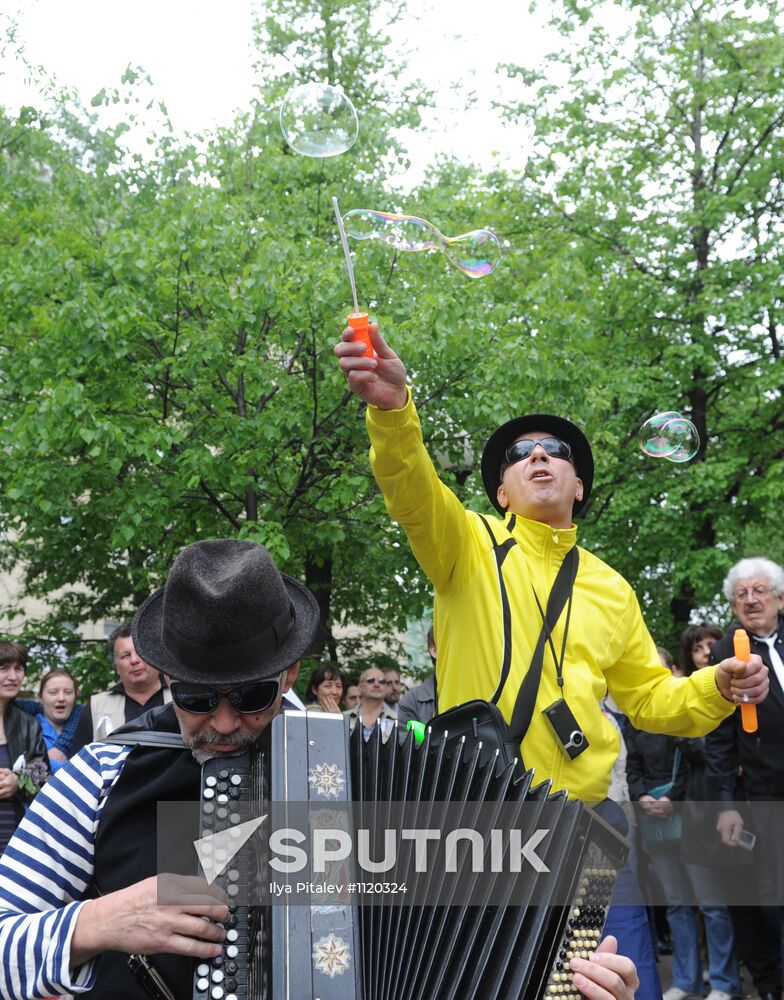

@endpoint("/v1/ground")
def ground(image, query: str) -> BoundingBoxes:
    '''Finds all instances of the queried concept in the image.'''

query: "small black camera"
[542,698,589,760]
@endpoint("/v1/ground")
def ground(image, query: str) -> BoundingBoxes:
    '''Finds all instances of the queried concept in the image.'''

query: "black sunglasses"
[170,675,284,715]
[501,437,573,479]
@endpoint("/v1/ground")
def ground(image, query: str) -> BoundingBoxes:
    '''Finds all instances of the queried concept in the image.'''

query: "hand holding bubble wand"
[332,196,374,358]
[733,628,758,734]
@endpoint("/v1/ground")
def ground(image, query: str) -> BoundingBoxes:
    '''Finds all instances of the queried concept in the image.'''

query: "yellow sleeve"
[365,393,480,595]
[605,589,735,735]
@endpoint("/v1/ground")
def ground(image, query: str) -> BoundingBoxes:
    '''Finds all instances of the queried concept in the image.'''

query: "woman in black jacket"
[0,640,49,853]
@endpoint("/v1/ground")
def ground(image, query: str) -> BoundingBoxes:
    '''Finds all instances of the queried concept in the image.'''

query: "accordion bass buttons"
[544,857,622,999]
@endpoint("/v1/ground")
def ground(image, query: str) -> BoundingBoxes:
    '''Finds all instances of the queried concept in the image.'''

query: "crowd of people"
[2,553,780,1000]
[0,316,777,999]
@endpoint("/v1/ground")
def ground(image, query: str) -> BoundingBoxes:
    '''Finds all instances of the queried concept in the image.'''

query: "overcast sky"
[0,0,555,185]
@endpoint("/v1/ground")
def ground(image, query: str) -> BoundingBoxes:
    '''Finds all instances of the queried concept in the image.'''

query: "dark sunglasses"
[170,675,283,715]
[501,437,573,478]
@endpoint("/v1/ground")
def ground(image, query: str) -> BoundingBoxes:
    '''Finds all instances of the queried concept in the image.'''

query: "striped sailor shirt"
[0,741,132,999]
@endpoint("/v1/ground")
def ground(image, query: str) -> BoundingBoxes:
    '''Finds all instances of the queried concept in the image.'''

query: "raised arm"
[335,322,484,596]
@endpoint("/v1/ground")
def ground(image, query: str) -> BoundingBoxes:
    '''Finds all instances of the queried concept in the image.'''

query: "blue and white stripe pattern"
[0,742,131,999]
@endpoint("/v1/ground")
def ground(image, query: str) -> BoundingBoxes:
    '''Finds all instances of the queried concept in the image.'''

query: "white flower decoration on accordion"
[312,933,351,978]
[307,761,345,798]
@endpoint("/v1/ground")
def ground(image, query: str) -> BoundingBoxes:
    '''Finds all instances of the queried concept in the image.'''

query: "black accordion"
[192,711,628,1000]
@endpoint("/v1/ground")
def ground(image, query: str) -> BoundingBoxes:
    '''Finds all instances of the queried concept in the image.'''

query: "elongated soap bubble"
[639,411,699,463]
[342,208,501,278]
[279,83,358,157]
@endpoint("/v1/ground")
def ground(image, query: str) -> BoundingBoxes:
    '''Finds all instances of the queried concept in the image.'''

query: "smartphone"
[736,830,756,851]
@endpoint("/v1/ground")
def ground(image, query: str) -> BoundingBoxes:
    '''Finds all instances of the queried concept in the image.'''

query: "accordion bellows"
[193,711,628,1000]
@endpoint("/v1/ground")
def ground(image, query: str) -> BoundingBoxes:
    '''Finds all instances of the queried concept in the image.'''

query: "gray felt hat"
[132,539,320,684]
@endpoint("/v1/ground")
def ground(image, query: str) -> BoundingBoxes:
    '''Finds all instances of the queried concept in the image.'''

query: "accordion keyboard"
[192,751,268,1000]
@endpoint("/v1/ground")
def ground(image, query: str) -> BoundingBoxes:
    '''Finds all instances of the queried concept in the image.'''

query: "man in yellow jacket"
[335,323,768,802]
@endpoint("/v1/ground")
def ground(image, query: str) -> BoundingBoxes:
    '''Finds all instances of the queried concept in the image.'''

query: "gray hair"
[723,558,784,602]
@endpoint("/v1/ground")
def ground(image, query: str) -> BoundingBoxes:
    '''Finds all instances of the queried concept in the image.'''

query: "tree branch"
[199,479,242,531]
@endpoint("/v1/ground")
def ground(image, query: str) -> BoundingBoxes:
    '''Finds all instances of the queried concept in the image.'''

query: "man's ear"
[496,484,509,510]
[574,477,584,503]
[282,662,300,693]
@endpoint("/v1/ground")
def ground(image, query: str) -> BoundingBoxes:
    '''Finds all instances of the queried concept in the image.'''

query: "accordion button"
[218,769,229,779]
[230,788,241,799]
[212,957,224,968]
[228,885,239,896]
[231,774,242,785]
[227,870,239,882]
[218,782,229,793]
[218,795,229,804]
[211,989,224,999]
[225,962,238,975]
[196,978,209,992]
[227,929,239,942]
[226,995,238,1000]
[205,777,217,788]
[226,980,237,991]
[212,971,224,983]
[203,789,215,800]
[226,945,239,959]
[196,964,210,977]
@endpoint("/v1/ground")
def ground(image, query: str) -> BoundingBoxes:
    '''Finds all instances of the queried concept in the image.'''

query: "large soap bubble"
[279,83,358,157]
[342,208,502,278]
[638,411,700,463]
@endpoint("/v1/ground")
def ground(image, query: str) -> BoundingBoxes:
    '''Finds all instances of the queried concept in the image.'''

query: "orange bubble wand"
[332,196,373,358]
[733,628,758,733]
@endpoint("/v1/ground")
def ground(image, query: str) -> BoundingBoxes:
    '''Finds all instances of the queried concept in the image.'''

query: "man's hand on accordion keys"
[570,935,639,1000]
[70,875,230,969]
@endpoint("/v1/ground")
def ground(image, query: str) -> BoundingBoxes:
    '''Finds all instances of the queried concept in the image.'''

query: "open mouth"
[530,470,553,481]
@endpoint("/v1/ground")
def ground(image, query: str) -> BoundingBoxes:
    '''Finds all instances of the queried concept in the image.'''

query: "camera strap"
[508,546,579,745]
[531,573,574,692]
[477,514,579,745]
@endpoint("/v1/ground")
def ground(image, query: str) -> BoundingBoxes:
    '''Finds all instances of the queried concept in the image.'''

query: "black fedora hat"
[480,414,594,517]
[132,539,321,684]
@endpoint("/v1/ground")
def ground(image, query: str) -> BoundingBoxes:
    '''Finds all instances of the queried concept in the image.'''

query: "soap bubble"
[342,208,502,278]
[638,411,700,463]
[279,83,358,157]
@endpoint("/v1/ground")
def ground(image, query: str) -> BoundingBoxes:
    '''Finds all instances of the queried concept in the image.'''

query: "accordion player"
[190,710,628,1000]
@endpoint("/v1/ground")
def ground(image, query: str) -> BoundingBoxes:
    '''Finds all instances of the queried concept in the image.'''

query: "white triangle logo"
[194,814,267,885]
